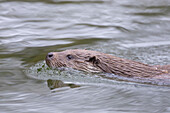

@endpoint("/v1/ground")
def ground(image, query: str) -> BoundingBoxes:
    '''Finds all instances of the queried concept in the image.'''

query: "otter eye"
[67,55,73,60]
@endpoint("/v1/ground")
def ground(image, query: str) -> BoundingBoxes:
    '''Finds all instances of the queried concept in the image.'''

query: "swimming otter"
[45,49,170,80]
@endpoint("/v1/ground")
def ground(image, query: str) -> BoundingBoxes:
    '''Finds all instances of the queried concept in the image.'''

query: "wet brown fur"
[46,49,170,80]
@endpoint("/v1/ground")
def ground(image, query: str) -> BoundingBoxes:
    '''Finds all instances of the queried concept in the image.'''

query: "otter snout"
[46,52,55,68]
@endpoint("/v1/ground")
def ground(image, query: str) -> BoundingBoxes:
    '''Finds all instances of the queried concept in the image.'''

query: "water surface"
[0,0,170,113]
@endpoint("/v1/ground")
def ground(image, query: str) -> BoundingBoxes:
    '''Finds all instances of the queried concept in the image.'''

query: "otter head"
[45,49,103,73]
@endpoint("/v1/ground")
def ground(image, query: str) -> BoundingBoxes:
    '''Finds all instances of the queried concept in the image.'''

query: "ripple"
[0,0,106,4]
[121,41,170,48]
[132,12,165,16]
[26,40,73,47]
[76,23,130,32]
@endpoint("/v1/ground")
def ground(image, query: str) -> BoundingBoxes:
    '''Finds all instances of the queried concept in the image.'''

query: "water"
[0,0,170,113]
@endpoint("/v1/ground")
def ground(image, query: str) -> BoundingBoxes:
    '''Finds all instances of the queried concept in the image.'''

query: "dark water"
[0,0,170,113]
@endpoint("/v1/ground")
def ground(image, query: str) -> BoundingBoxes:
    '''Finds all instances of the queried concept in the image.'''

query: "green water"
[0,0,170,113]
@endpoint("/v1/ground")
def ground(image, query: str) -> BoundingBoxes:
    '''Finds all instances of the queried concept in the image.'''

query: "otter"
[45,49,170,82]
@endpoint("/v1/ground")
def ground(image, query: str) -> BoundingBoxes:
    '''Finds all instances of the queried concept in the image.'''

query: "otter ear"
[88,56,100,65]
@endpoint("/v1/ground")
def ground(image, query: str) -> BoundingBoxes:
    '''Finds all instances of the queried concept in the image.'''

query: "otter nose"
[47,52,53,58]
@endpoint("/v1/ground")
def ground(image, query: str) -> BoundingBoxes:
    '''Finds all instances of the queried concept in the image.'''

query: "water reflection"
[47,79,80,90]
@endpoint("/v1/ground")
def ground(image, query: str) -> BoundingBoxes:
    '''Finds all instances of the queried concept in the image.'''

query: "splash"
[25,61,170,87]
